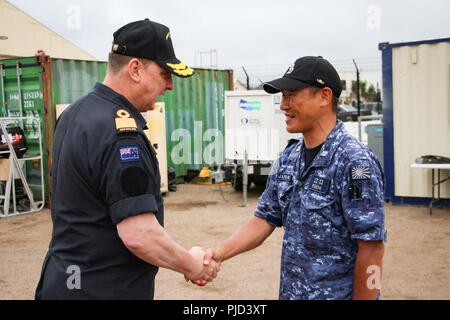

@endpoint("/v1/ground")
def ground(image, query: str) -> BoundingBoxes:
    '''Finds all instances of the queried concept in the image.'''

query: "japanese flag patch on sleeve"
[351,166,371,180]
[119,145,140,163]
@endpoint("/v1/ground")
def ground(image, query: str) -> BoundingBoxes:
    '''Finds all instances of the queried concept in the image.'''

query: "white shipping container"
[224,90,300,162]
[380,37,450,203]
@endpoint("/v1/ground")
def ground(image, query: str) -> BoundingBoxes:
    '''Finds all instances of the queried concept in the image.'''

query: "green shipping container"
[1,55,232,203]
[159,68,233,178]
[0,55,107,203]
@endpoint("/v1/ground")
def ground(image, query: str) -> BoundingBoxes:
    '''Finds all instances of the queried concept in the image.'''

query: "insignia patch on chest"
[277,174,292,182]
[119,146,140,163]
[309,176,330,194]
[351,166,371,180]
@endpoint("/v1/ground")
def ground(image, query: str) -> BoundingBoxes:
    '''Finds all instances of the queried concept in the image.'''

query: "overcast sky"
[8,0,450,86]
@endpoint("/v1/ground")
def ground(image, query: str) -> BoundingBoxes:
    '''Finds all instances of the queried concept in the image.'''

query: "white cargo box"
[225,90,300,162]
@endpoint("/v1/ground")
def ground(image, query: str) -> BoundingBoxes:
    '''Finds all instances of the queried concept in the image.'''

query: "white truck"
[224,90,301,190]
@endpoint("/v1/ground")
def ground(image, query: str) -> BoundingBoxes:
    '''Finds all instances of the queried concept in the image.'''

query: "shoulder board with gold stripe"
[115,108,138,134]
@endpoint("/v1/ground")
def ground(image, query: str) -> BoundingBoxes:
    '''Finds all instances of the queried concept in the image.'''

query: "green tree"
[366,84,377,101]
[351,80,379,102]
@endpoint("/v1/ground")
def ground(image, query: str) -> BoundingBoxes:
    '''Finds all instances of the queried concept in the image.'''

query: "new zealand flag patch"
[119,146,140,163]
[309,176,330,194]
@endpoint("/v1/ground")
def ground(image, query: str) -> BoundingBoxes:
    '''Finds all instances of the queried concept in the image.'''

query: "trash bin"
[366,124,384,168]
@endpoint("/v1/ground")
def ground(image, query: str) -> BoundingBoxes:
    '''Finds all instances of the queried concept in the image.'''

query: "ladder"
[0,117,45,218]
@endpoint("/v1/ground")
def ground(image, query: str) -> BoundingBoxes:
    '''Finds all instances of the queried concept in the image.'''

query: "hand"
[184,247,220,286]
[189,248,221,286]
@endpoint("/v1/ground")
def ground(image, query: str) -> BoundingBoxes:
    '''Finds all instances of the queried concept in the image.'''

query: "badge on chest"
[308,175,330,194]
[277,174,293,182]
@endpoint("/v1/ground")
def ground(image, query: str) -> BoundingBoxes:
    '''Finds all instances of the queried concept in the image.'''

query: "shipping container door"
[0,57,47,201]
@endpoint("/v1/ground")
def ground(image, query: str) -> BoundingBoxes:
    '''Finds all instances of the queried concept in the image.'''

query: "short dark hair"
[107,52,151,74]
[309,86,338,113]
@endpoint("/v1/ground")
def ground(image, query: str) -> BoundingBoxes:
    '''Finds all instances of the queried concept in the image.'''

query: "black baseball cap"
[112,19,194,78]
[263,56,342,98]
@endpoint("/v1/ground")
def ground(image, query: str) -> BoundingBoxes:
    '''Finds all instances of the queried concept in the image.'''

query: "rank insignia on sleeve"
[351,166,371,180]
[115,109,137,134]
[119,146,140,163]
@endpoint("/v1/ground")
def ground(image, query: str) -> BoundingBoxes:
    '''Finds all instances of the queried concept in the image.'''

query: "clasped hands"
[184,246,221,286]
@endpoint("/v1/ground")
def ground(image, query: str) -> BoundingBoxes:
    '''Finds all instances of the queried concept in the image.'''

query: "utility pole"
[353,59,361,117]
[242,66,250,90]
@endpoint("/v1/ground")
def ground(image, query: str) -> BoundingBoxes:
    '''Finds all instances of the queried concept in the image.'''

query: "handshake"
[184,246,221,286]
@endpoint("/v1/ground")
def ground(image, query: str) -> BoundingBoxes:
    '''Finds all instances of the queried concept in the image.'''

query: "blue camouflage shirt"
[255,120,387,300]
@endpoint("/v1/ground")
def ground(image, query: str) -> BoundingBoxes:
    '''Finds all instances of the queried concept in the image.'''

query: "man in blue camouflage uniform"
[209,56,386,300]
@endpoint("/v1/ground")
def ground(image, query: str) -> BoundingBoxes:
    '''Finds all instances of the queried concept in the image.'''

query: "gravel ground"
[1,184,449,300]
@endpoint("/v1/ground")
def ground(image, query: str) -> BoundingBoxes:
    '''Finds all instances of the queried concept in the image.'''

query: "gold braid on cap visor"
[166,62,194,77]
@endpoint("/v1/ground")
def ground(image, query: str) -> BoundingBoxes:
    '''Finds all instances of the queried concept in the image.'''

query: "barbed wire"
[228,57,382,88]
[226,57,378,69]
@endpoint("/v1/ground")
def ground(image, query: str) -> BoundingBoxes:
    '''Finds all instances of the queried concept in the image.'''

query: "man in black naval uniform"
[35,19,219,300]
